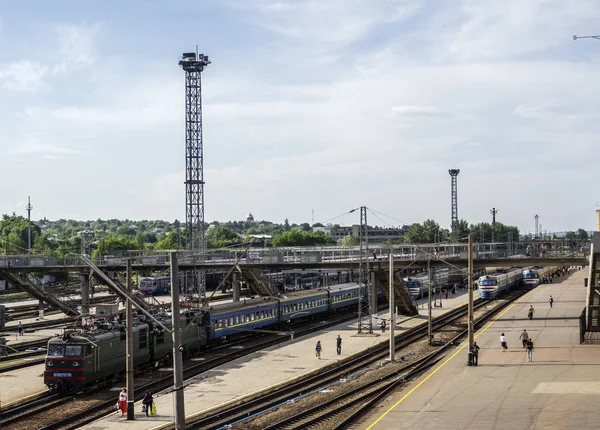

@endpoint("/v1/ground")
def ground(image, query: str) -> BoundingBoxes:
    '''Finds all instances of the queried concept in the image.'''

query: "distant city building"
[312,226,332,235]
[246,213,255,223]
[330,225,412,244]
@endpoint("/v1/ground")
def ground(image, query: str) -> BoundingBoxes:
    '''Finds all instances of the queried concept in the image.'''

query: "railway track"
[0,306,380,430]
[186,291,525,430]
[234,293,522,430]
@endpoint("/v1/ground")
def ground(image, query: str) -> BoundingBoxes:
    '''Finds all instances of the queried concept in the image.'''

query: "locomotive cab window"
[65,345,83,356]
[48,344,64,356]
[156,331,165,345]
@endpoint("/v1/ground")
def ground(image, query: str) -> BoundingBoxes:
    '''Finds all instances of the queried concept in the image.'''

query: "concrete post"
[81,273,90,316]
[126,259,135,420]
[170,252,185,429]
[232,271,240,302]
[337,271,342,285]
[38,299,44,320]
[467,235,474,364]
[428,258,432,344]
[389,254,395,361]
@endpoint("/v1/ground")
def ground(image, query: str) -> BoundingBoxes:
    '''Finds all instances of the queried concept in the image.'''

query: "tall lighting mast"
[449,169,460,241]
[179,49,210,298]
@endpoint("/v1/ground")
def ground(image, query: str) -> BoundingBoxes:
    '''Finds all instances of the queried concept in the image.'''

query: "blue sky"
[1,0,600,233]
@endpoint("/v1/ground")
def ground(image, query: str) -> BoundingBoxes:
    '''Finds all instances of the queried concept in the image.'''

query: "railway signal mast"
[179,49,210,299]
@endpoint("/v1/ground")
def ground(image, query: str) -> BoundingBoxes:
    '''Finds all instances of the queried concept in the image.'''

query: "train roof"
[208,297,279,315]
[278,288,328,303]
[328,283,360,293]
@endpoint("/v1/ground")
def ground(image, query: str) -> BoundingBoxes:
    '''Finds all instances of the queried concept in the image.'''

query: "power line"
[367,207,410,227]
[367,208,393,228]
[319,208,360,225]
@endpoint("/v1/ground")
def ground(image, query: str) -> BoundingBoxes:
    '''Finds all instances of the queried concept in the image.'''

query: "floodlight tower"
[490,208,498,242]
[449,169,460,241]
[26,196,33,257]
[179,50,210,297]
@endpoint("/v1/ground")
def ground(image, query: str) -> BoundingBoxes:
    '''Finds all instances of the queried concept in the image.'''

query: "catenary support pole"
[467,235,474,364]
[428,257,432,343]
[389,254,395,361]
[170,252,186,429]
[232,271,240,302]
[126,259,135,420]
[81,273,90,316]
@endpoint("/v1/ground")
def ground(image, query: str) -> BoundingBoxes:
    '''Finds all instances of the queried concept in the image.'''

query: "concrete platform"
[365,268,596,430]
[80,280,482,429]
[0,363,46,405]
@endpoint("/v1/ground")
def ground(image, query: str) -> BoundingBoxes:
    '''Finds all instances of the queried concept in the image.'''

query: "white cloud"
[54,22,101,72]
[2,1,600,231]
[0,60,48,92]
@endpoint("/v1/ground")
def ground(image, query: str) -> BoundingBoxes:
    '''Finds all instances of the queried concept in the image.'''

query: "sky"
[1,0,600,234]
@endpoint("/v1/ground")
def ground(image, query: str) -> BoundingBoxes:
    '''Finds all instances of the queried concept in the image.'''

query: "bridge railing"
[0,242,588,269]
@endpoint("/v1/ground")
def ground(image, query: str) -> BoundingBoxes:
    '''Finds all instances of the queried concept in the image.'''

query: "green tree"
[451,219,470,242]
[404,224,426,243]
[155,232,180,250]
[94,235,138,256]
[207,226,240,248]
[271,230,335,247]
[577,229,589,240]
[338,235,359,247]
[0,214,42,254]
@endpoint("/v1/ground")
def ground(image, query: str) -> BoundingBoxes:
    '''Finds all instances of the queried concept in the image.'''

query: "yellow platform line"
[366,290,533,430]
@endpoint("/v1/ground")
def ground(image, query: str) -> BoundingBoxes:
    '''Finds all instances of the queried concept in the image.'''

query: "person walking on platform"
[142,390,154,417]
[17,322,23,336]
[444,289,449,299]
[525,339,535,362]
[471,342,480,366]
[520,329,529,348]
[315,341,322,359]
[118,388,127,416]
[549,295,554,308]
[381,319,387,333]
[528,305,535,320]
[336,335,342,355]
[500,333,508,351]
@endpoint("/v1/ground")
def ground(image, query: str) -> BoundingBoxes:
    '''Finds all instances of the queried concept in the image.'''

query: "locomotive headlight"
[46,361,54,367]
[73,361,80,367]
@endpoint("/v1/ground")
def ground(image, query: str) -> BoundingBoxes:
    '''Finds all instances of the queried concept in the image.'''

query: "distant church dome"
[246,213,254,223]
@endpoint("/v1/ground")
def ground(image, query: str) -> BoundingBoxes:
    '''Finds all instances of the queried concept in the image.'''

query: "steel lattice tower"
[179,50,210,297]
[449,169,460,240]
[357,206,373,334]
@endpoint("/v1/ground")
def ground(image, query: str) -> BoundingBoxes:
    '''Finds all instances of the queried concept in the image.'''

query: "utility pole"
[26,196,33,258]
[467,235,474,364]
[427,257,433,343]
[126,259,135,420]
[490,208,498,243]
[389,254,395,361]
[170,252,185,429]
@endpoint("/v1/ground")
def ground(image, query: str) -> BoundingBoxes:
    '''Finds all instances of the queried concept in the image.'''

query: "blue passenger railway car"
[209,298,279,339]
[329,283,362,310]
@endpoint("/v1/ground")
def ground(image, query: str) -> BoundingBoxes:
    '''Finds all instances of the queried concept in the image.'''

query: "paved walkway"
[365,269,595,430]
[80,283,481,429]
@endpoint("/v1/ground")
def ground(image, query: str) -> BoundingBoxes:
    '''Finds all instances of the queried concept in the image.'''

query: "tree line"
[0,213,590,257]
